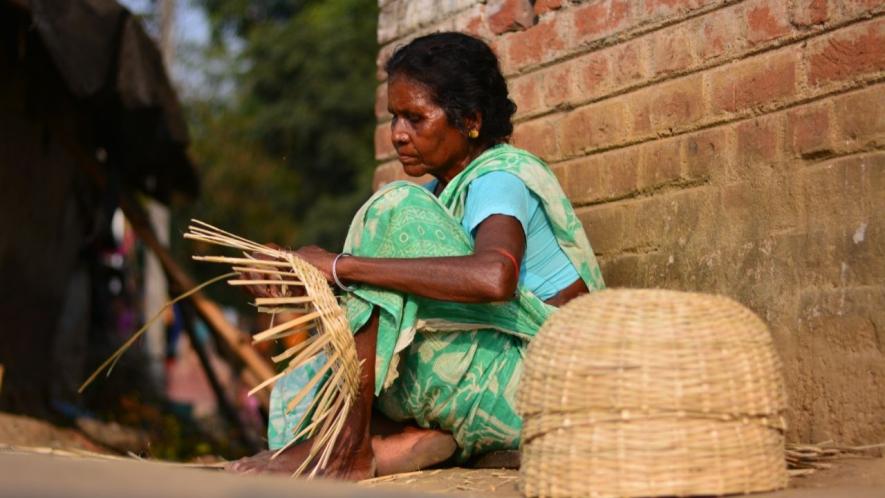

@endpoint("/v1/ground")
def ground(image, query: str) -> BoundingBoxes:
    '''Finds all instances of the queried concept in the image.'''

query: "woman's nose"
[391,121,409,145]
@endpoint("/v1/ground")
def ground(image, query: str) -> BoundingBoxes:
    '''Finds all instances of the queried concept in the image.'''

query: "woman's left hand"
[294,245,337,283]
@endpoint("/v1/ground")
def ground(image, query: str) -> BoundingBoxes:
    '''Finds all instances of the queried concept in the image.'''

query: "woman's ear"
[464,112,483,137]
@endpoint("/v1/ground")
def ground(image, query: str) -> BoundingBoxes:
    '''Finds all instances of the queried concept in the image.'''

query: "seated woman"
[229,32,605,478]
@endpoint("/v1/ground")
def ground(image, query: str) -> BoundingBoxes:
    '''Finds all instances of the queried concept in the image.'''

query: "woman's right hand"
[241,243,302,299]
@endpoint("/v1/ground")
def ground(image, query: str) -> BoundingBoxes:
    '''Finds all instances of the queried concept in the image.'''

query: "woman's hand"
[241,243,300,299]
[293,245,337,283]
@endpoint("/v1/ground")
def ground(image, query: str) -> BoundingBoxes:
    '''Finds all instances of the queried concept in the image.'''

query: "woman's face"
[387,75,476,181]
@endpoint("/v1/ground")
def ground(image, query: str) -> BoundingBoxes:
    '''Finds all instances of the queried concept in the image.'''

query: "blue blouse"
[426,171,580,300]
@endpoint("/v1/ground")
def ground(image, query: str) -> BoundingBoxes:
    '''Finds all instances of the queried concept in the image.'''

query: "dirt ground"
[357,459,885,497]
[0,412,107,453]
[1,411,883,498]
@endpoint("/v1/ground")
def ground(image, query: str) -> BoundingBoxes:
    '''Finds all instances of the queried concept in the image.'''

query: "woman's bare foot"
[226,428,375,479]
[228,309,381,480]
[372,426,457,476]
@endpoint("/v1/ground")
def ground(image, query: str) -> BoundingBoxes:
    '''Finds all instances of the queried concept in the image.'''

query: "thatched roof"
[5,0,198,202]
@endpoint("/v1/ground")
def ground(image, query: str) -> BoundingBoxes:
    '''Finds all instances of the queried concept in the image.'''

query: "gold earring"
[468,129,479,139]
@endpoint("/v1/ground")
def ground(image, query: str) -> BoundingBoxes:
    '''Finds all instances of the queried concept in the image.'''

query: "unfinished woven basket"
[517,289,788,498]
[184,220,360,478]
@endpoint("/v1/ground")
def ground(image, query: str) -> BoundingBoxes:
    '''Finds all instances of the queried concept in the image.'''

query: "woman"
[230,32,604,478]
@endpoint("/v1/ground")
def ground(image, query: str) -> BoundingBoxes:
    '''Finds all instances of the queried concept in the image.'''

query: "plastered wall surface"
[372,0,885,444]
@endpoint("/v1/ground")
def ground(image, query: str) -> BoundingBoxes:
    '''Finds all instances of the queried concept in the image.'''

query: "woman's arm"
[296,214,525,303]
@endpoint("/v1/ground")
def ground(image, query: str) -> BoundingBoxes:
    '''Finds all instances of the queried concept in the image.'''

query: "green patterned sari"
[268,144,604,459]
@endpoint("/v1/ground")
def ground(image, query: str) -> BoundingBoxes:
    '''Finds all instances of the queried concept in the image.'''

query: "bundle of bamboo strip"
[184,220,361,478]
[786,441,885,477]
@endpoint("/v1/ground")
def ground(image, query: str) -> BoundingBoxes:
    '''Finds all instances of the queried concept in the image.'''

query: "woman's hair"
[385,32,516,145]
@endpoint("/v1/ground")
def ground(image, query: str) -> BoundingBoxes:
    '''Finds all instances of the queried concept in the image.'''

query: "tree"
[190,0,378,249]
[170,0,378,307]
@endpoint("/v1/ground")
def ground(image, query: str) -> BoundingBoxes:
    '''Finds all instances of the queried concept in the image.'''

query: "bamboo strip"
[192,255,292,267]
[257,306,311,314]
[185,219,360,478]
[271,335,318,363]
[79,272,237,393]
[295,395,342,477]
[282,353,337,416]
[255,296,316,306]
[227,279,304,286]
[247,367,296,397]
[251,311,322,342]
[189,219,270,252]
[232,267,298,278]
[287,354,347,422]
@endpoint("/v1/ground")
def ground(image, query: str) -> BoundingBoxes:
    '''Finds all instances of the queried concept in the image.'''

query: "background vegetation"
[172,0,379,306]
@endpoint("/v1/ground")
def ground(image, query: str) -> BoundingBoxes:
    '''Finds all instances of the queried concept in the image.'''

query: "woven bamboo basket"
[517,289,788,498]
[184,220,361,477]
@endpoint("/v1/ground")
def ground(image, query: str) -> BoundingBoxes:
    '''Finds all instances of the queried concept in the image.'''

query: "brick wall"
[373,0,885,444]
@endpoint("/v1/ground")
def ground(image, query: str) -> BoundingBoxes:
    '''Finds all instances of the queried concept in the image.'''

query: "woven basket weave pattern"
[517,289,788,497]
[184,220,360,477]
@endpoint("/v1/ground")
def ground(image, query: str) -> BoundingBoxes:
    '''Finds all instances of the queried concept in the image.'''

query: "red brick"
[710,51,798,114]
[376,44,396,81]
[453,7,491,39]
[572,0,631,46]
[597,253,641,287]
[561,147,640,204]
[488,0,536,35]
[833,84,885,149]
[574,51,612,99]
[745,0,792,45]
[512,115,560,160]
[542,64,575,109]
[807,19,885,87]
[790,0,829,27]
[684,127,731,181]
[559,100,627,157]
[638,138,684,190]
[534,0,563,16]
[374,123,395,160]
[491,39,511,74]
[576,202,634,255]
[626,90,652,138]
[510,74,544,117]
[649,26,695,76]
[641,75,705,134]
[692,7,745,62]
[801,154,874,227]
[374,83,389,120]
[643,0,711,20]
[504,17,567,70]
[735,115,783,174]
[610,40,647,87]
[788,103,834,159]
[836,0,885,20]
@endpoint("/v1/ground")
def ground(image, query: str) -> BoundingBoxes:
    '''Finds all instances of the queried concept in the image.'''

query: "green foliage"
[174,0,378,307]
[237,0,378,198]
